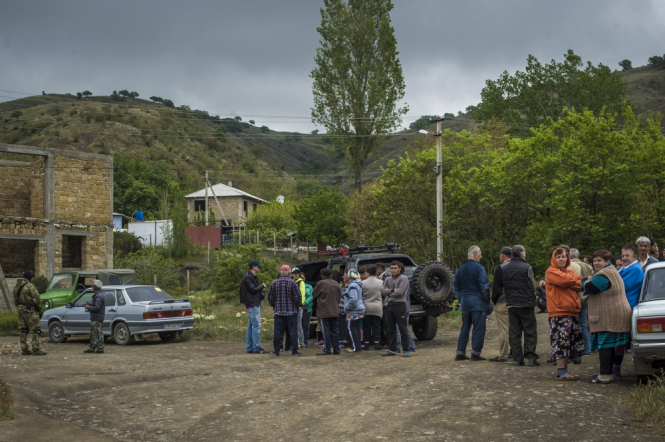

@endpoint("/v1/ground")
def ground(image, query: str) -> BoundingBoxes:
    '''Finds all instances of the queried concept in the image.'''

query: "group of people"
[453,236,657,383]
[239,259,417,357]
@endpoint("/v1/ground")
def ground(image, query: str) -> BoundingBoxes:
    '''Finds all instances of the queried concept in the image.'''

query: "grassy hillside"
[0,94,330,202]
[1,65,663,197]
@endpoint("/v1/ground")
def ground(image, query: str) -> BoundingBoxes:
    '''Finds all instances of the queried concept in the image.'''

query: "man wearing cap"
[490,247,512,362]
[14,270,46,356]
[240,260,268,354]
[313,268,342,355]
[84,280,105,354]
[268,264,303,356]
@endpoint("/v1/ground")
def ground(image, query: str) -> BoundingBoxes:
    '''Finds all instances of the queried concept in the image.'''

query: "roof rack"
[319,243,401,258]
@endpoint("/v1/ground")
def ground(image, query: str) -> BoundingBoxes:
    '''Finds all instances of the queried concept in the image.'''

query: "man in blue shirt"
[453,245,491,361]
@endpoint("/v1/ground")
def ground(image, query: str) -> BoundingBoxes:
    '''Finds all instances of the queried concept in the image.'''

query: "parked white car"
[632,262,665,381]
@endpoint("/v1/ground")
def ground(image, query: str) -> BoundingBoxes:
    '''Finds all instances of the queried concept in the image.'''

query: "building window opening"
[194,200,206,212]
[62,235,83,269]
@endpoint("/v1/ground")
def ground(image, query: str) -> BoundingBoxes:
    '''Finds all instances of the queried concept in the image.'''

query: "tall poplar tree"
[311,0,407,191]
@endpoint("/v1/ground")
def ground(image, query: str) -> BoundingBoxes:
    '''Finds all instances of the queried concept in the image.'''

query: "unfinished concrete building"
[0,144,113,294]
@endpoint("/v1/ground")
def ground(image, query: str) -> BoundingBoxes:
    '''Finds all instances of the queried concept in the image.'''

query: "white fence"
[127,220,172,247]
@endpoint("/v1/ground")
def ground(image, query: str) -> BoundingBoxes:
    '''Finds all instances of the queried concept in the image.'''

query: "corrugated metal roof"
[185,183,265,202]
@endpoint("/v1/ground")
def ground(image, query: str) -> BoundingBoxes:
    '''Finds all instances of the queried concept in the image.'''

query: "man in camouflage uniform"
[14,270,47,356]
[84,279,105,354]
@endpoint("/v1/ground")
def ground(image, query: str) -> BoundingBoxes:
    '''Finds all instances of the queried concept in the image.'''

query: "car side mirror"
[66,303,72,308]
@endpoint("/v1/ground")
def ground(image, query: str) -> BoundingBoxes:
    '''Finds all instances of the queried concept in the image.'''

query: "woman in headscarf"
[343,269,365,352]
[545,247,583,380]
[619,243,645,310]
[582,249,632,384]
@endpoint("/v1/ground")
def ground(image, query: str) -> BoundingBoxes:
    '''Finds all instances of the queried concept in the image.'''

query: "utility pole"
[430,118,444,262]
[204,170,209,226]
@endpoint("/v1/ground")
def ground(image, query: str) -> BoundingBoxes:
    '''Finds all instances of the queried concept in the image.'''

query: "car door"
[103,290,118,334]
[66,291,94,333]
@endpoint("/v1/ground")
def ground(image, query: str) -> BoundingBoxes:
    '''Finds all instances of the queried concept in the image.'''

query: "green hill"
[1,65,663,199]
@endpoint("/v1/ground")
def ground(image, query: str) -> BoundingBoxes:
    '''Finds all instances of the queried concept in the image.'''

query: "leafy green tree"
[113,231,143,258]
[115,248,181,293]
[163,99,175,108]
[248,119,255,125]
[178,104,191,111]
[409,115,439,131]
[214,127,228,143]
[444,113,455,119]
[118,90,131,98]
[619,59,632,70]
[129,91,139,98]
[150,96,163,103]
[76,92,82,99]
[311,0,408,191]
[82,90,92,97]
[465,105,477,114]
[260,125,270,133]
[169,197,190,259]
[246,200,296,239]
[474,50,627,135]
[293,187,349,245]
[234,116,242,122]
[10,110,22,121]
[311,129,319,135]
[648,55,665,68]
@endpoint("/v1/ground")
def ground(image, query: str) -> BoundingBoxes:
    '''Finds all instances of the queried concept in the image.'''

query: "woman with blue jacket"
[343,269,366,352]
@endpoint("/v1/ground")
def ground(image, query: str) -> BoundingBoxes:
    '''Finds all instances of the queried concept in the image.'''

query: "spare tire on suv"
[411,261,454,307]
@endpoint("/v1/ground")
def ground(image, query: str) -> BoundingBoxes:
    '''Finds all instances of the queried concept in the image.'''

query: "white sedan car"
[632,262,665,381]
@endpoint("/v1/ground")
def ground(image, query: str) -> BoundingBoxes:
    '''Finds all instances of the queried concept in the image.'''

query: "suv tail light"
[143,309,193,319]
[637,317,665,333]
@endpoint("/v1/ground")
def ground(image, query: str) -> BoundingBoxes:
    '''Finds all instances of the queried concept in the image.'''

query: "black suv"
[299,244,455,341]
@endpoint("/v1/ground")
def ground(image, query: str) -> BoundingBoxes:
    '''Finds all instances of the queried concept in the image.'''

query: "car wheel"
[48,321,67,343]
[412,315,438,341]
[113,322,132,345]
[159,331,176,342]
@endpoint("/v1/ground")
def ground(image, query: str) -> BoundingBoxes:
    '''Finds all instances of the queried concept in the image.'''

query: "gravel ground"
[0,313,663,442]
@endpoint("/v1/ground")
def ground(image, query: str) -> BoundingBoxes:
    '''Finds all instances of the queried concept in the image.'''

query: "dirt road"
[0,313,662,442]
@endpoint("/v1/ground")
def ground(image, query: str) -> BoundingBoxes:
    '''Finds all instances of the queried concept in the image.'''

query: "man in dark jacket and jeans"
[496,245,540,367]
[313,268,342,355]
[84,280,105,354]
[240,260,268,354]
[454,246,491,361]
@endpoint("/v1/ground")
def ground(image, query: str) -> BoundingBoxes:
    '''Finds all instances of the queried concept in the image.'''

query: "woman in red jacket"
[545,247,583,380]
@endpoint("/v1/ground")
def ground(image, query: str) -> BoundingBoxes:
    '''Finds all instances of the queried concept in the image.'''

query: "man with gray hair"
[496,245,540,366]
[453,245,491,361]
[637,236,658,271]
[84,279,105,354]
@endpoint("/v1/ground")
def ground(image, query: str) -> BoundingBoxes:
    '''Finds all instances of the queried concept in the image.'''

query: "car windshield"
[48,274,76,290]
[125,287,173,303]
[642,268,665,302]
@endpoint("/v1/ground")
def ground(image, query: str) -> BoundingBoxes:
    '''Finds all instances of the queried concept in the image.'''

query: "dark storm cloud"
[1,0,663,132]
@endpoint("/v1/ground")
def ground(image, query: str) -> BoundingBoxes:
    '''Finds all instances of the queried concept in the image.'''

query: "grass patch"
[0,379,15,420]
[0,310,18,336]
[438,302,462,329]
[183,291,275,342]
[628,372,665,429]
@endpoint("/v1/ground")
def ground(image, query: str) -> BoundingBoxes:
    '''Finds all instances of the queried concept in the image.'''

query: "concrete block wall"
[30,156,45,219]
[188,196,260,224]
[0,239,37,275]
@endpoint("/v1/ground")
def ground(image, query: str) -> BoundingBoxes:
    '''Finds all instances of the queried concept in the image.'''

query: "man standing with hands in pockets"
[84,280,105,354]
[240,260,269,354]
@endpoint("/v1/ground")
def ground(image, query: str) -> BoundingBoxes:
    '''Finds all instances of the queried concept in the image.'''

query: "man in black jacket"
[84,280,105,354]
[497,245,540,367]
[240,260,268,354]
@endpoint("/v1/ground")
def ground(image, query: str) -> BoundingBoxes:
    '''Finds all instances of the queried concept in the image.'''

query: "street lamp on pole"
[419,116,444,262]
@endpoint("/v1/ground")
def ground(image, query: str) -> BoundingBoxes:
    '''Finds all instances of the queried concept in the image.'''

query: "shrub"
[0,311,18,336]
[0,379,14,420]
[209,245,279,300]
[115,248,181,293]
[113,230,143,258]
[32,275,49,294]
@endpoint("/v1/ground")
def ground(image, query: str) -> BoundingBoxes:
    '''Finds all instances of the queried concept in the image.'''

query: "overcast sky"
[1,0,663,133]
